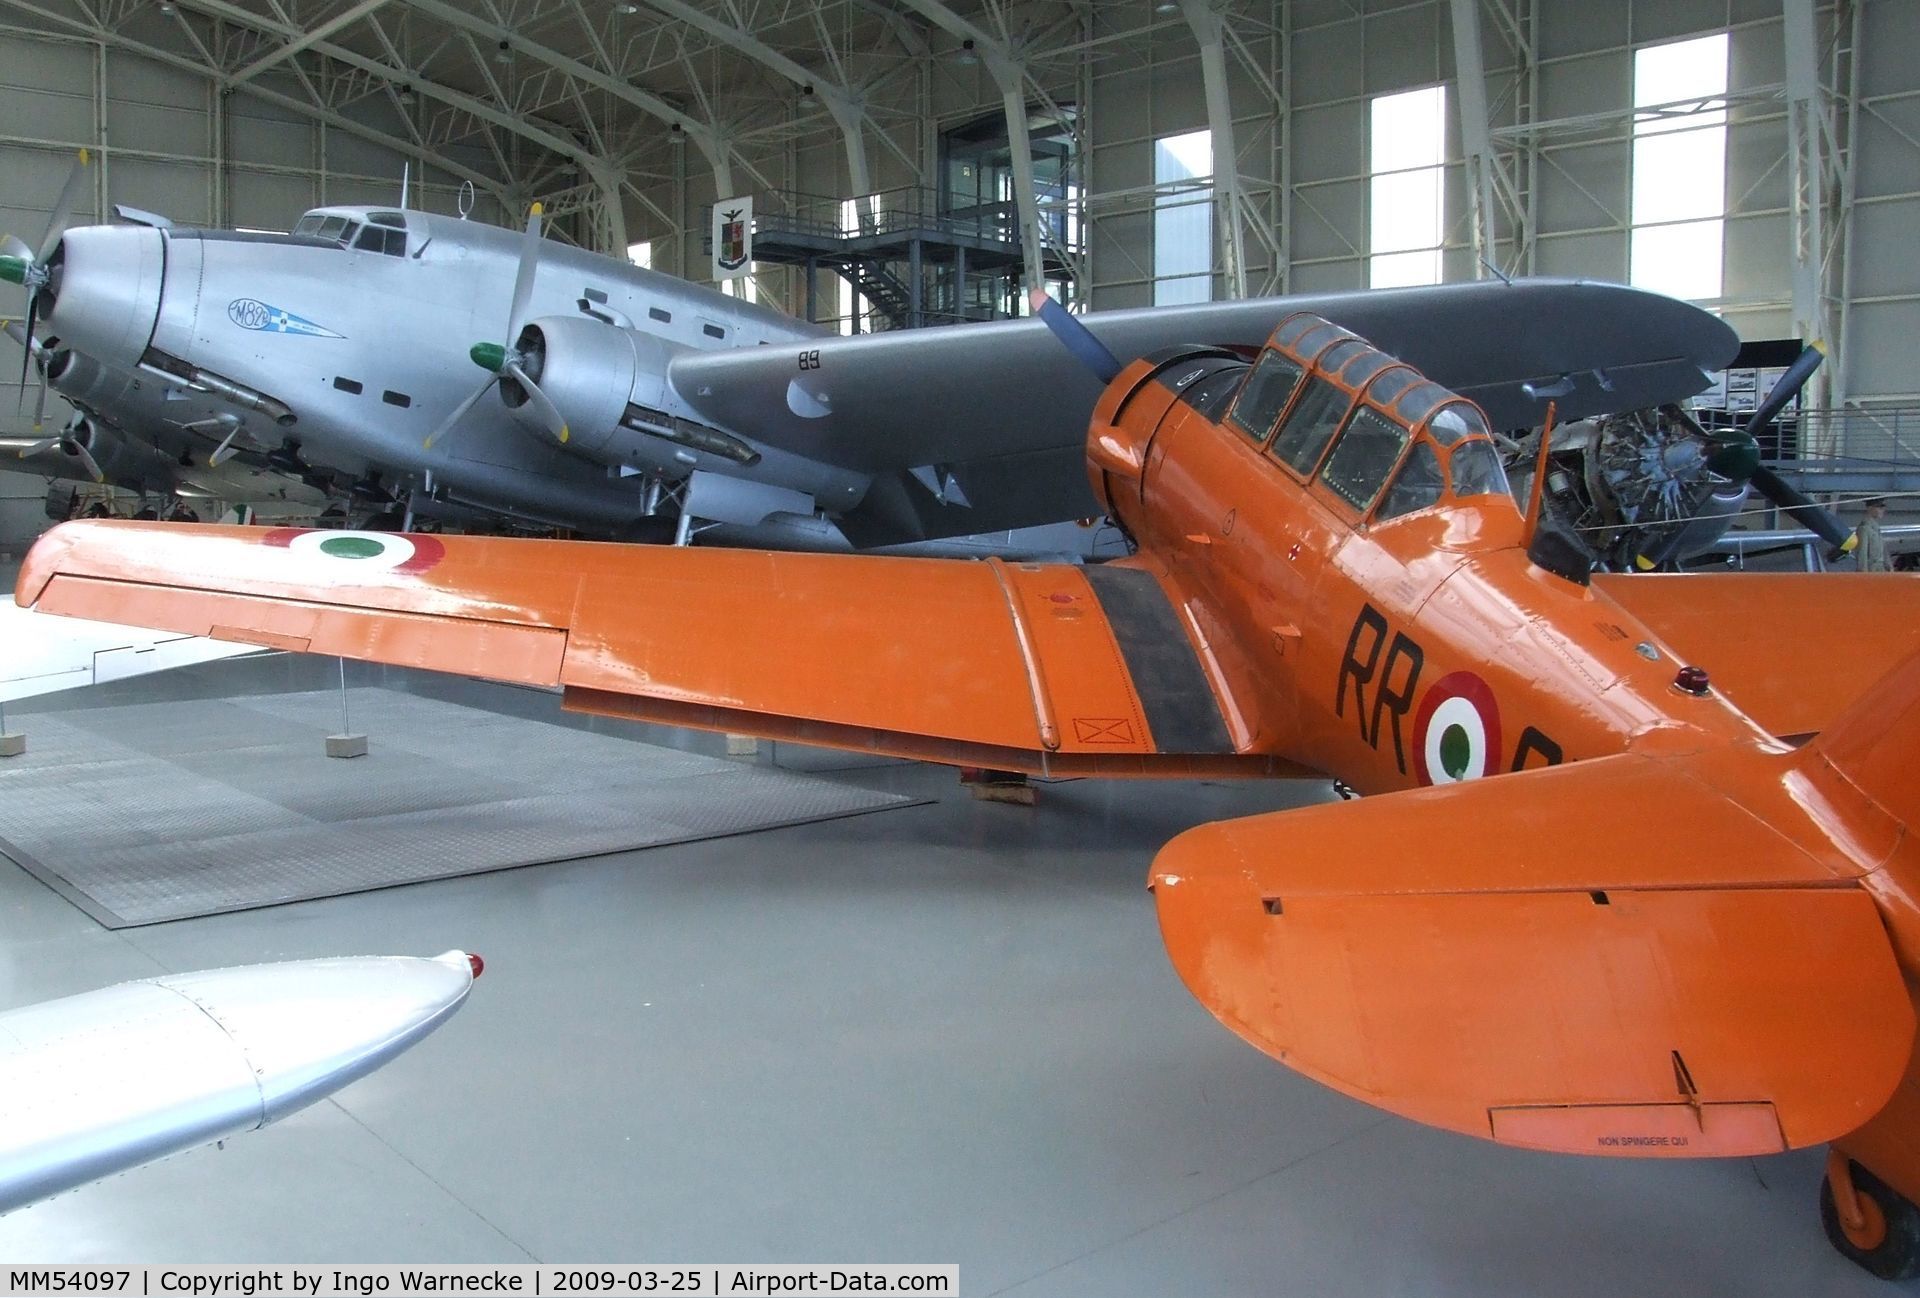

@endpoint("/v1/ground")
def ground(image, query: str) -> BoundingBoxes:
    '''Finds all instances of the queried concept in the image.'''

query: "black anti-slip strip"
[1081,565,1235,754]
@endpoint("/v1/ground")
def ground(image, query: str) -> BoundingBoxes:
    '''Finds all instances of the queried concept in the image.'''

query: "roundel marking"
[1411,670,1502,786]
[260,528,446,574]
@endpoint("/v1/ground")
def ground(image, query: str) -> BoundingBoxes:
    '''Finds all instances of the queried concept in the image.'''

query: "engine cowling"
[503,315,870,509]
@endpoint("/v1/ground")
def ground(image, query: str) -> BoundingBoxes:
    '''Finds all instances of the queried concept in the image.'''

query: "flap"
[1597,573,1920,739]
[17,522,1302,779]
[1151,758,1915,1155]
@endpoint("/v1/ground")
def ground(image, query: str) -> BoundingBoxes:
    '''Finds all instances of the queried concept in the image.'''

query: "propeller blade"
[1027,287,1122,384]
[423,375,499,450]
[208,425,243,467]
[39,148,91,261]
[503,360,569,444]
[15,436,58,458]
[0,235,30,264]
[506,201,543,341]
[1749,465,1854,552]
[31,367,48,430]
[70,439,104,484]
[1742,343,1826,440]
[16,291,39,414]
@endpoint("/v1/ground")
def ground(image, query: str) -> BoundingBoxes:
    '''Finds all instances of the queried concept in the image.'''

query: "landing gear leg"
[1821,1149,1920,1280]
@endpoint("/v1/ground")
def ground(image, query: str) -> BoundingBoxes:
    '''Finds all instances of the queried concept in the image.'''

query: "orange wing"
[16,521,1305,779]
[1596,572,1920,740]
[1151,751,1915,1157]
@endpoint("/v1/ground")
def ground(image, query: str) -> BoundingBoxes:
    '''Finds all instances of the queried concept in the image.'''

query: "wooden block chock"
[725,733,759,758]
[0,733,24,759]
[960,767,1036,805]
[325,734,369,759]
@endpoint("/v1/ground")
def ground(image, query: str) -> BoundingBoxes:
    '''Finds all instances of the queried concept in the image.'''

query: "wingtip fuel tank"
[0,950,482,1213]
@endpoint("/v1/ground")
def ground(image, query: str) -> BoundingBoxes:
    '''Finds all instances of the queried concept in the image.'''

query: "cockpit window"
[354,224,407,256]
[293,214,324,237]
[1429,402,1492,444]
[1228,351,1304,443]
[1448,437,1511,499]
[368,211,407,228]
[1376,440,1445,521]
[1271,376,1353,475]
[1320,406,1412,511]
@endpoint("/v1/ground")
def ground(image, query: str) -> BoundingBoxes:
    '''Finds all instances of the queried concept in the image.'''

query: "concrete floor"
[0,654,1895,1295]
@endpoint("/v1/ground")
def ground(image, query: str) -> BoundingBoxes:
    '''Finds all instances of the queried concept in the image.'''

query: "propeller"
[17,414,103,483]
[1680,343,1853,550]
[0,149,90,419]
[425,202,571,450]
[182,413,247,466]
[1026,287,1122,384]
[3,317,52,431]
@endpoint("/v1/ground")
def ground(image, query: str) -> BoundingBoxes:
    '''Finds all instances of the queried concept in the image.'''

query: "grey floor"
[0,654,1895,1295]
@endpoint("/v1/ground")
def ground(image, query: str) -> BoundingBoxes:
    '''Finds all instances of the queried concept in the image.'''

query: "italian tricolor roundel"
[1412,670,1502,785]
[260,528,445,573]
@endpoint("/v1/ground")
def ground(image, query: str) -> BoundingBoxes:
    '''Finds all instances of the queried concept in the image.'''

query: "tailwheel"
[1821,1152,1920,1281]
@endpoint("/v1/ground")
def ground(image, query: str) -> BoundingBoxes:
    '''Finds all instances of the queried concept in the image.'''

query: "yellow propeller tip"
[530,201,544,216]
[77,147,89,164]
[559,426,569,444]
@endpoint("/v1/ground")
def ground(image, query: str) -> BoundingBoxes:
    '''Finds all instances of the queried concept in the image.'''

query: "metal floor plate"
[0,687,923,928]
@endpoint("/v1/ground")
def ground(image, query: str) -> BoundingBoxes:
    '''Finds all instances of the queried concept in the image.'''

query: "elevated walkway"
[704,187,1078,330]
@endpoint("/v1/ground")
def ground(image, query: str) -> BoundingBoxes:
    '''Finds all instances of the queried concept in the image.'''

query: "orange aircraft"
[17,293,1920,1279]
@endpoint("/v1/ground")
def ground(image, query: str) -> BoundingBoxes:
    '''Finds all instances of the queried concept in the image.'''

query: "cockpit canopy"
[290,208,409,257]
[1226,311,1513,525]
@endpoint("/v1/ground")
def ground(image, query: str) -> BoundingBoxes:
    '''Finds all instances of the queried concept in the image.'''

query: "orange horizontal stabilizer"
[1595,573,1920,740]
[1151,759,1914,1156]
[16,522,1300,779]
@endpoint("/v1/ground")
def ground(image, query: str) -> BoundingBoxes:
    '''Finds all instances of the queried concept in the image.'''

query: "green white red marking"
[260,528,444,574]
[1412,671,1501,785]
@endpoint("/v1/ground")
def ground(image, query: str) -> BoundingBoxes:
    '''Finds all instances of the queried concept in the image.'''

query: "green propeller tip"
[0,255,28,286]
[469,341,507,372]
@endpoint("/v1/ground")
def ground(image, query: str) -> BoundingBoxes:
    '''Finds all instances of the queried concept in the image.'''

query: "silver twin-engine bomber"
[3,151,1752,551]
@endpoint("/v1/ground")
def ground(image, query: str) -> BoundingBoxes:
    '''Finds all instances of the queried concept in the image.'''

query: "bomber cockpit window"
[1271,376,1354,474]
[1228,351,1304,443]
[353,224,407,256]
[315,216,349,243]
[368,211,407,228]
[1448,437,1511,499]
[293,214,325,237]
[1376,440,1444,521]
[1320,407,1412,511]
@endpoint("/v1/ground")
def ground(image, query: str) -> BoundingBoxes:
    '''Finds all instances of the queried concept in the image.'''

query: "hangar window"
[628,240,653,269]
[1271,376,1353,475]
[1228,352,1304,443]
[1369,85,1447,288]
[1154,130,1213,305]
[1630,33,1729,301]
[1321,407,1412,511]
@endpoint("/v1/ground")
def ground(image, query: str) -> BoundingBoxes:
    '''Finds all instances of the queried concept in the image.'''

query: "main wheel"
[1821,1159,1920,1281]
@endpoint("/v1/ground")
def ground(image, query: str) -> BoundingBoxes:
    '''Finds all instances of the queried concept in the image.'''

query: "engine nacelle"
[505,315,870,510]
[57,415,175,490]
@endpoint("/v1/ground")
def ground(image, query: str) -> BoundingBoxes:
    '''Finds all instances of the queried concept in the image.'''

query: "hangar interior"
[0,0,1918,1292]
